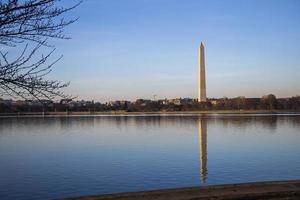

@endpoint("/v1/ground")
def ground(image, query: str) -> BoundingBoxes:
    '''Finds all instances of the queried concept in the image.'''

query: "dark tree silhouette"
[0,0,80,100]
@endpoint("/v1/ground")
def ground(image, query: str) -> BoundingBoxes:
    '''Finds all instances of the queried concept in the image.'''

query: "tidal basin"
[0,115,300,200]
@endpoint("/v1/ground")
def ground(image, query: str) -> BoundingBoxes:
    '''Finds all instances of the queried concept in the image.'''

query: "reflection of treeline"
[1,116,299,132]
[0,94,299,113]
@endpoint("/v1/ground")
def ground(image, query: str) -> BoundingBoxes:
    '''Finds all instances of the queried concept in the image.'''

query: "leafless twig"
[0,0,81,100]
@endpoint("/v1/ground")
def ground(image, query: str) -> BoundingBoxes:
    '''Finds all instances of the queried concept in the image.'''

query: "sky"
[43,0,300,101]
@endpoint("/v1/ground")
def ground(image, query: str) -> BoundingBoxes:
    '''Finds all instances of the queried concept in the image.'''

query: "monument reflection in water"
[198,118,207,183]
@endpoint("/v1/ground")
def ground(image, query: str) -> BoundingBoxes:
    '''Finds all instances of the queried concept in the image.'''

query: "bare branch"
[0,0,82,46]
[0,42,71,100]
[0,0,81,100]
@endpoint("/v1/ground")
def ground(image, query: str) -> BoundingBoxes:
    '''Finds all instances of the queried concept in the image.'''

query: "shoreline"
[67,180,300,200]
[0,110,300,117]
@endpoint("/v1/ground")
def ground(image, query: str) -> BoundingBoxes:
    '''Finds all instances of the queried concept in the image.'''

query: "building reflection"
[198,117,207,183]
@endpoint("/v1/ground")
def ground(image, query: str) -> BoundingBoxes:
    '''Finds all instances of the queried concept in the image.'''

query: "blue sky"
[47,0,300,101]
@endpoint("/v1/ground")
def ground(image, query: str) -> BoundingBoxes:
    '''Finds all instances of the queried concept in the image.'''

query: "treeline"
[127,95,300,112]
[0,94,300,113]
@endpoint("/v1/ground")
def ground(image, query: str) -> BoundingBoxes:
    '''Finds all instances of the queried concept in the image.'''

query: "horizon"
[1,94,299,103]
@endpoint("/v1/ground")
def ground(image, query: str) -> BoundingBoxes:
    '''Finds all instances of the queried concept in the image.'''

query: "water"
[0,115,300,200]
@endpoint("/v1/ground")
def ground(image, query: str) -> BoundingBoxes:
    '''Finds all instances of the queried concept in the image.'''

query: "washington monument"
[198,42,207,102]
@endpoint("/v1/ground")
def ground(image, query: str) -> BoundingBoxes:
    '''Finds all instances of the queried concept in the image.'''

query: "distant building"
[173,99,181,105]
[210,100,217,105]
[108,100,130,108]
[181,98,194,105]
[135,99,152,106]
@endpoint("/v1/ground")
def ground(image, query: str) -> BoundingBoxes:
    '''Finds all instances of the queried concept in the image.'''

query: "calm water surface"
[0,115,300,200]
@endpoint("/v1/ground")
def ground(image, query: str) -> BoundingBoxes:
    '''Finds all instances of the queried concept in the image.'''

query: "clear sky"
[48,0,300,102]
